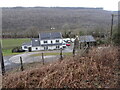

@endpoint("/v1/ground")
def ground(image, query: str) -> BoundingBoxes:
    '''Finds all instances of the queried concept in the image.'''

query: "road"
[3,46,73,71]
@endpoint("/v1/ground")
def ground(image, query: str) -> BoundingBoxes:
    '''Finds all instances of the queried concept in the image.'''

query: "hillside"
[3,46,120,88]
[2,7,117,35]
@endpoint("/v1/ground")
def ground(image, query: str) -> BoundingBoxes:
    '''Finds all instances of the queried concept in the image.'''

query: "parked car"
[12,47,25,53]
[66,43,70,46]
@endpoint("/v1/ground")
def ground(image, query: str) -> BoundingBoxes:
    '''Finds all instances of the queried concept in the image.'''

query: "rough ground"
[3,46,120,88]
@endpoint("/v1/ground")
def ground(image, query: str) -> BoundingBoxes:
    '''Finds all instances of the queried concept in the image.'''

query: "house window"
[63,46,66,48]
[24,46,27,49]
[44,46,48,50]
[51,41,53,43]
[56,46,59,49]
[56,40,59,43]
[44,41,47,43]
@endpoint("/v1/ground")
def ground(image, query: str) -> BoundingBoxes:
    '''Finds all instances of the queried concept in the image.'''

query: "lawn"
[2,38,30,56]
[2,49,25,56]
[2,38,30,49]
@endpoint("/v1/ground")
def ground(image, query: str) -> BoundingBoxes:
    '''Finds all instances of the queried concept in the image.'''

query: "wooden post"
[0,43,5,75]
[73,38,76,57]
[20,57,24,71]
[73,47,75,57]
[60,48,63,60]
[80,43,81,49]
[42,53,44,65]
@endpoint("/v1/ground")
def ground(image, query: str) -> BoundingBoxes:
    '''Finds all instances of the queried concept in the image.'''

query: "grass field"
[2,38,30,56]
[2,38,30,49]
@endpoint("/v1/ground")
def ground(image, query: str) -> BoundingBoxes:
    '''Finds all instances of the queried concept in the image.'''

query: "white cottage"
[22,32,66,51]
[39,32,64,50]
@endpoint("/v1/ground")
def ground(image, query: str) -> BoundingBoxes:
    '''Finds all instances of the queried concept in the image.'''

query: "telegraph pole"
[110,14,114,44]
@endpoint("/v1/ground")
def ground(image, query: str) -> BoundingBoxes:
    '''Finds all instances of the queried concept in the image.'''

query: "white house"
[22,32,66,51]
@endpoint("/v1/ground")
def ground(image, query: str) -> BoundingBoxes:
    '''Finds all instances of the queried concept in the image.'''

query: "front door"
[28,47,32,52]
[44,46,48,50]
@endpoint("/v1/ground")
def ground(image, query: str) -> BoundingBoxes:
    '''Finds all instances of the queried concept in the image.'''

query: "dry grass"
[2,46,120,88]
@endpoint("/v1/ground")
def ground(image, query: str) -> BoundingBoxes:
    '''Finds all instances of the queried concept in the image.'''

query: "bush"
[96,39,106,45]
[112,26,120,46]
[113,33,120,46]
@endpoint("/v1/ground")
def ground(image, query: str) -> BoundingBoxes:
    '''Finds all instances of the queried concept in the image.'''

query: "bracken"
[2,46,119,88]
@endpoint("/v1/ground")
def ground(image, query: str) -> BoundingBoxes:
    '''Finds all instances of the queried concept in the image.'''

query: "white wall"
[40,39,63,45]
[22,45,32,51]
[31,46,44,51]
[32,45,63,51]
[48,46,56,50]
[22,46,28,51]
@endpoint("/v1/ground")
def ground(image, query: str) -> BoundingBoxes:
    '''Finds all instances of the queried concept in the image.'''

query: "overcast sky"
[0,0,119,11]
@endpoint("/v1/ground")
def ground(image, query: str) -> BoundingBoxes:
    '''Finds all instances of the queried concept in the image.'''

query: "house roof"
[51,32,62,39]
[22,42,31,46]
[31,38,40,47]
[39,32,62,40]
[79,35,96,43]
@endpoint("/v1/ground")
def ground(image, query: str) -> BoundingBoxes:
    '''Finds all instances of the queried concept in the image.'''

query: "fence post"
[60,48,63,60]
[20,57,24,71]
[0,43,5,75]
[73,47,75,57]
[42,53,44,65]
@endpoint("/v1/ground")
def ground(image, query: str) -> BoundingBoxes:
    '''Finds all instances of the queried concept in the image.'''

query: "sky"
[0,0,120,11]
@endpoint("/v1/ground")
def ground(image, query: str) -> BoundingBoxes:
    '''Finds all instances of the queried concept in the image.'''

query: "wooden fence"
[0,47,67,73]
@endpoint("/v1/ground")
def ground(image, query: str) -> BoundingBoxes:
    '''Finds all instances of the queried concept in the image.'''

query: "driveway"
[4,47,73,71]
[4,52,58,71]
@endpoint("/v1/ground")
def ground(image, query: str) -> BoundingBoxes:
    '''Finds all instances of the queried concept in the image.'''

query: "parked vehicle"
[12,47,25,53]
[66,43,70,46]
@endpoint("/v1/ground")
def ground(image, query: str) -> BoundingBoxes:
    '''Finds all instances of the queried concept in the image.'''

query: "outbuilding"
[79,35,96,49]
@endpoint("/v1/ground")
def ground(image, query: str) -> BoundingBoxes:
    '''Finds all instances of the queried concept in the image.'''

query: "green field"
[2,38,30,56]
[2,38,30,49]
